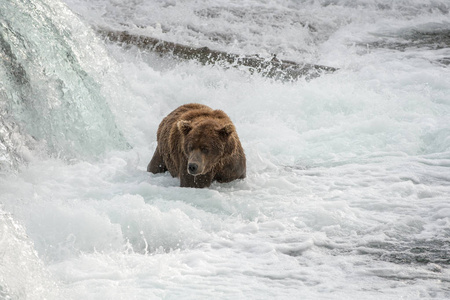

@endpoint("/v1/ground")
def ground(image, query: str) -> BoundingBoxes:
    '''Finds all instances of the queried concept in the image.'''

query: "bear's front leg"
[147,145,167,174]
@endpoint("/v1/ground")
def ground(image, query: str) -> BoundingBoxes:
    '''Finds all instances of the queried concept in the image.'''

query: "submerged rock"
[98,28,338,81]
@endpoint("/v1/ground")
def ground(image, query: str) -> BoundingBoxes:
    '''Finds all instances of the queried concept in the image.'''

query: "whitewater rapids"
[0,0,449,299]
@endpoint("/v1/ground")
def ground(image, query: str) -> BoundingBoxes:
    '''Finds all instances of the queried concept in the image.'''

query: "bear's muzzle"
[187,150,206,176]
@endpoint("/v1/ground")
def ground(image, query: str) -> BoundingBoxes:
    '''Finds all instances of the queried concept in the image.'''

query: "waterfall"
[0,0,129,171]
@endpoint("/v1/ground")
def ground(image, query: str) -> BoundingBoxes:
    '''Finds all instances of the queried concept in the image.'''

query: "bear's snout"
[187,150,206,175]
[188,163,199,175]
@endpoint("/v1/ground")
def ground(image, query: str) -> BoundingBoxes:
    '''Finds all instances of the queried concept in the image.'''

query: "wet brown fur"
[147,103,246,188]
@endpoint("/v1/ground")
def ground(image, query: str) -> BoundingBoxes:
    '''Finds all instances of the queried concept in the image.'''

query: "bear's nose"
[188,163,198,174]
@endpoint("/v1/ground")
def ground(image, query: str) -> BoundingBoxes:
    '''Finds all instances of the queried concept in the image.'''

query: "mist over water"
[1,0,450,299]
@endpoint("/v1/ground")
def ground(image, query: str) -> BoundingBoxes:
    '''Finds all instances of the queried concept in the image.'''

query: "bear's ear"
[217,123,235,139]
[177,120,192,135]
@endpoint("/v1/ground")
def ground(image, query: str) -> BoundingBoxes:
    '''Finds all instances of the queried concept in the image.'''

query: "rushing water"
[1,0,450,299]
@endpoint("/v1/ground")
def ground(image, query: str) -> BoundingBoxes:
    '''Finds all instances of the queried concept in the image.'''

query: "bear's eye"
[201,147,209,154]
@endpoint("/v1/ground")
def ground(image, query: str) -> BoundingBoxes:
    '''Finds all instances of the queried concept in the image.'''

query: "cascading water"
[0,0,128,170]
[0,0,130,298]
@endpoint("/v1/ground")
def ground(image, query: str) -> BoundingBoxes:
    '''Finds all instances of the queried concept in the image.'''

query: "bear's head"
[177,119,236,176]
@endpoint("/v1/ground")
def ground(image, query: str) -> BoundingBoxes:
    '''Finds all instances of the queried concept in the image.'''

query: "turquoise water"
[0,0,128,165]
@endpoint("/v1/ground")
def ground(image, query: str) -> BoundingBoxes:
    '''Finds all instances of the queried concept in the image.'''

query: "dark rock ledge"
[97,28,338,81]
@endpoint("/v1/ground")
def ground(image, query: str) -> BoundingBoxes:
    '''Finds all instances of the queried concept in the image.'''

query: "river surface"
[1,0,449,299]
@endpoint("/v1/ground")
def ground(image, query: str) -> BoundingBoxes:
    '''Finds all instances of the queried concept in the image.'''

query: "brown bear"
[147,103,246,188]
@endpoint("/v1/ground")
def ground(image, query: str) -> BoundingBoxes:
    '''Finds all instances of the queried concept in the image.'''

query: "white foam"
[2,0,450,298]
[0,210,61,299]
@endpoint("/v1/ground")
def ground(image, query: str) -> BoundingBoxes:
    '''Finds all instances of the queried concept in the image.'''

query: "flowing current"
[1,0,450,299]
